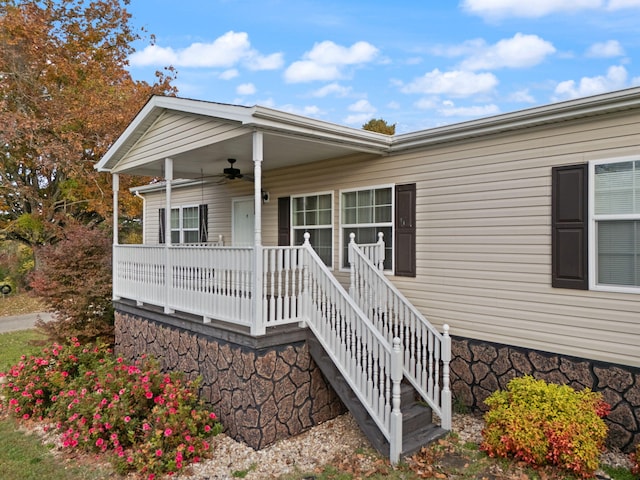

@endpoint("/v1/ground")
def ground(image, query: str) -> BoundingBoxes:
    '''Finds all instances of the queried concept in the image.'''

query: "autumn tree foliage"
[0,0,176,249]
[29,222,114,343]
[362,118,396,135]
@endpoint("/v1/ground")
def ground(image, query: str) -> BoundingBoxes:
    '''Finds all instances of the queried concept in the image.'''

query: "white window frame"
[589,156,640,294]
[291,191,334,269]
[339,184,394,273]
[170,204,200,244]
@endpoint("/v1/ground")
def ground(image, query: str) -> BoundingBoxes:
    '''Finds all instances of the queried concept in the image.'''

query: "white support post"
[112,174,121,301]
[440,324,452,430]
[389,337,403,465]
[164,158,175,315]
[251,131,265,336]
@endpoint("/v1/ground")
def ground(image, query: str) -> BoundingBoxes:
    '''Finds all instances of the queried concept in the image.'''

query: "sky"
[125,0,640,133]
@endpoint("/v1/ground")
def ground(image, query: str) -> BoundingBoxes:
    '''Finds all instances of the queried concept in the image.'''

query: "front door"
[232,197,254,246]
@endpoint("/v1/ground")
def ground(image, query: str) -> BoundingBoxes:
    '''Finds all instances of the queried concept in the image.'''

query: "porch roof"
[95,96,391,179]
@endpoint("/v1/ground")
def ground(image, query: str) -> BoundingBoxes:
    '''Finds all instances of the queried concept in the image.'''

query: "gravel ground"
[175,412,633,479]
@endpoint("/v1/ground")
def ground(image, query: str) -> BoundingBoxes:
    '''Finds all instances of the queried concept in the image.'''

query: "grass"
[0,329,47,372]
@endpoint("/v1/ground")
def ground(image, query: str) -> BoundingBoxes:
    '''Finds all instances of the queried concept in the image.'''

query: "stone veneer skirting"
[450,336,640,452]
[113,303,345,450]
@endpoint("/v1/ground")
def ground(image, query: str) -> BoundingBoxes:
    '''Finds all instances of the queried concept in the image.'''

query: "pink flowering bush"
[0,339,222,477]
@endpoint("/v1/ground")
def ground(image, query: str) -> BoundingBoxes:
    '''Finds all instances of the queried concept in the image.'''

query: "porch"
[101,96,451,463]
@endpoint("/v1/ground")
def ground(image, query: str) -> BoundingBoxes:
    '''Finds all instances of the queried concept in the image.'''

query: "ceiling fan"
[223,158,244,180]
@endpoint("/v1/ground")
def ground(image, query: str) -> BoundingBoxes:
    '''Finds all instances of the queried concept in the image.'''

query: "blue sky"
[125,0,640,133]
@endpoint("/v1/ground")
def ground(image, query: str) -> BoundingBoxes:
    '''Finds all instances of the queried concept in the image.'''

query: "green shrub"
[480,375,610,478]
[0,339,222,478]
[632,443,640,476]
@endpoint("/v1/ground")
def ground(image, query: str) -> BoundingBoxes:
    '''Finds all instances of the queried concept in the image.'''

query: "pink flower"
[164,428,172,437]
[188,445,195,453]
[61,371,69,378]
[145,391,153,399]
[209,412,217,420]
[96,438,104,447]
[204,425,211,432]
[22,413,30,420]
[142,423,151,431]
[155,449,163,457]
[124,416,131,423]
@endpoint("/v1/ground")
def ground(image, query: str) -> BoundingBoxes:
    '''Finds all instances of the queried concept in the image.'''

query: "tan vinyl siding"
[139,108,640,367]
[116,111,246,172]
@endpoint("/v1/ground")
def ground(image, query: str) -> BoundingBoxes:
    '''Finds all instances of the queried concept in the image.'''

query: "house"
[96,87,640,456]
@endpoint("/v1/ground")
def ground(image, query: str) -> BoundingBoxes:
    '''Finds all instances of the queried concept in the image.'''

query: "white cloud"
[607,0,640,9]
[311,83,352,97]
[461,0,602,19]
[586,40,624,58]
[343,99,376,125]
[219,69,239,80]
[245,52,285,71]
[278,104,323,117]
[438,102,501,117]
[460,33,556,70]
[348,99,376,113]
[414,97,440,110]
[129,31,283,71]
[236,83,256,95]
[554,65,629,100]
[284,41,379,83]
[387,101,401,109]
[400,69,498,97]
[508,89,536,103]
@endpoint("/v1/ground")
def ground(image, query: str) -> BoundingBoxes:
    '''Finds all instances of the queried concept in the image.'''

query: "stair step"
[402,425,448,457]
[402,403,433,436]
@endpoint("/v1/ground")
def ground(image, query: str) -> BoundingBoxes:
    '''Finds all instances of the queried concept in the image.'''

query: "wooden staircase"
[307,333,447,457]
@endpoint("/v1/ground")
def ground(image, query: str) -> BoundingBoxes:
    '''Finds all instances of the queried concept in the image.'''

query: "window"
[292,193,333,266]
[341,186,393,270]
[159,204,208,244]
[591,159,640,291]
[171,206,200,243]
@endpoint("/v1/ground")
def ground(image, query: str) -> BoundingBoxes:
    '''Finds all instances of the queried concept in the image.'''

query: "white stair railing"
[348,233,452,430]
[300,234,404,464]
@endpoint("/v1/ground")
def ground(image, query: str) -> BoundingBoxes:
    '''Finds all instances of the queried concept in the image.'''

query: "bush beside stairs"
[307,333,447,458]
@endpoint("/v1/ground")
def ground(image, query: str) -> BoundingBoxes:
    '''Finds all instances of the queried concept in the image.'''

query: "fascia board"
[391,86,640,152]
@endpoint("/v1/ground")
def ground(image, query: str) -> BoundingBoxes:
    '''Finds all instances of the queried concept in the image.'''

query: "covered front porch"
[99,96,451,463]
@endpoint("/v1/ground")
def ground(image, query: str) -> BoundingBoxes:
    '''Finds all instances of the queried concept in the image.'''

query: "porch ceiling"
[118,129,374,179]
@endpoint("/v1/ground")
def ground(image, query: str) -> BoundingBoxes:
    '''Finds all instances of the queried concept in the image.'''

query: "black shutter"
[395,183,416,277]
[159,208,166,244]
[278,197,291,246]
[199,204,208,243]
[552,164,588,289]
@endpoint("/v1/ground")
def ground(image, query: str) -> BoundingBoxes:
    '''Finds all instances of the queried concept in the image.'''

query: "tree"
[0,0,176,249]
[30,222,114,343]
[362,118,396,135]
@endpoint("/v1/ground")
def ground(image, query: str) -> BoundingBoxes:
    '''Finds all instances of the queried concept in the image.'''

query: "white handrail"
[348,234,452,430]
[301,234,403,463]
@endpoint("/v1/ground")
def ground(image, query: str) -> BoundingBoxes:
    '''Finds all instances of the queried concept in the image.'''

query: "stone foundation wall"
[114,309,345,450]
[450,336,640,452]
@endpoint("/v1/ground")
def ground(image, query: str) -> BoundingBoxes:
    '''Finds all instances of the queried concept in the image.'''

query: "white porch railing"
[301,235,404,462]
[262,246,306,328]
[348,233,452,430]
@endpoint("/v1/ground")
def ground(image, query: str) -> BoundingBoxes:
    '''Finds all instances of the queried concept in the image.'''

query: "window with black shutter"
[277,197,290,246]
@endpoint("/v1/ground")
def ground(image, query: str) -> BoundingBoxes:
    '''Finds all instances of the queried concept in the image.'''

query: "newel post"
[348,232,356,297]
[389,337,403,465]
[376,231,385,271]
[441,324,452,430]
[301,232,311,326]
